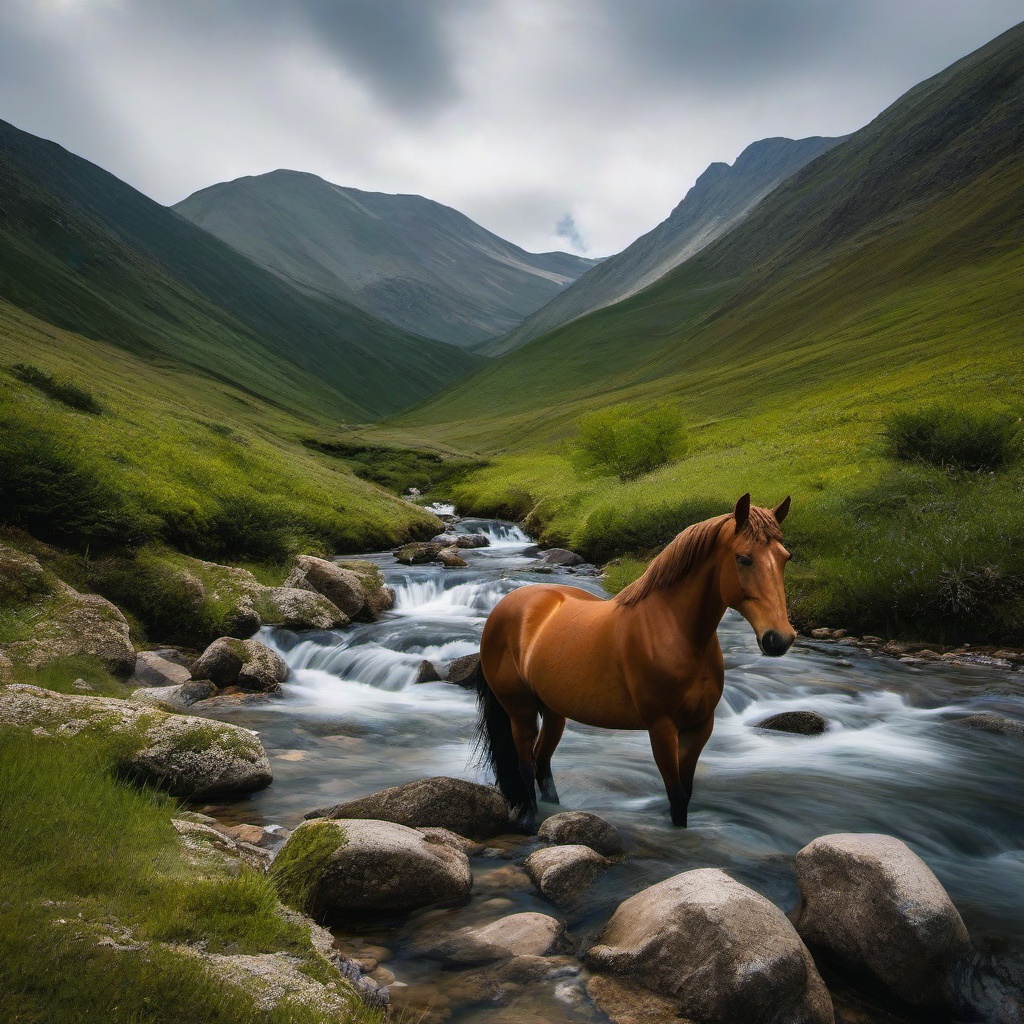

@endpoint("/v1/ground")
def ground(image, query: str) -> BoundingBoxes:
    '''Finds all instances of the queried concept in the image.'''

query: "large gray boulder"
[191,637,287,693]
[540,548,584,567]
[333,560,394,617]
[261,587,348,631]
[284,556,370,620]
[131,679,217,712]
[129,650,192,688]
[305,776,511,840]
[274,818,472,918]
[538,811,624,856]
[525,845,609,906]
[0,684,271,797]
[794,833,972,1011]
[587,868,833,1024]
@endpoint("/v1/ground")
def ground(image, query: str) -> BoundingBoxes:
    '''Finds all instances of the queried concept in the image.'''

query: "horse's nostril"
[760,629,793,657]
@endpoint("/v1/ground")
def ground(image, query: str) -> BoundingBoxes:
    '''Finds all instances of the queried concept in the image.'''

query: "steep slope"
[173,171,601,348]
[487,135,841,356]
[0,119,480,422]
[391,21,1024,450]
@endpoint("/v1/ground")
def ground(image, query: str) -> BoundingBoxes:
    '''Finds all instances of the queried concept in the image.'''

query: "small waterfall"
[455,518,532,547]
[390,574,524,616]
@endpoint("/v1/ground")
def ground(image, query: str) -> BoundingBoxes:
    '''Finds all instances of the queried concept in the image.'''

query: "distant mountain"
[487,135,841,356]
[0,119,480,421]
[174,171,601,349]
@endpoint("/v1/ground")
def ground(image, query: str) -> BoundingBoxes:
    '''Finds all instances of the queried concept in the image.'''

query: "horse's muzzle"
[759,629,795,657]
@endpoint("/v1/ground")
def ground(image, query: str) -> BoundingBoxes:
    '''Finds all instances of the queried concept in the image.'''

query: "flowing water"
[206,516,1024,1022]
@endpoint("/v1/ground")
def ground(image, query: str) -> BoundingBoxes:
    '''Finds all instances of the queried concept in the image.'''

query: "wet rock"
[130,679,217,711]
[754,710,828,735]
[795,832,972,1012]
[587,867,833,1024]
[445,653,482,687]
[394,542,443,565]
[129,650,192,688]
[334,560,395,617]
[414,660,444,684]
[538,811,624,856]
[306,776,510,840]
[525,845,609,905]
[284,555,370,619]
[417,912,564,965]
[953,714,1024,740]
[191,637,287,693]
[419,827,484,856]
[437,546,469,568]
[261,586,348,631]
[478,864,532,892]
[539,548,584,567]
[586,974,691,1024]
[277,818,472,918]
[0,684,272,797]
[432,533,489,549]
[569,563,601,576]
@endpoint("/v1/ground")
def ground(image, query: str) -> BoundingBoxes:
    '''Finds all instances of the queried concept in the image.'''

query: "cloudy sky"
[1,1,1020,256]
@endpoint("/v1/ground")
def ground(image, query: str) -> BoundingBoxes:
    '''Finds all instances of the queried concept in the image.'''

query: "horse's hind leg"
[507,708,541,830]
[534,709,566,804]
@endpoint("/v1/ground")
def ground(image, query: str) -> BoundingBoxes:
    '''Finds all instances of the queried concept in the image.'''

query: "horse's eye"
[736,554,753,567]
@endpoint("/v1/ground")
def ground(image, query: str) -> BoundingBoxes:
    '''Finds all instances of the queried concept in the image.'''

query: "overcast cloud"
[0,1,1020,255]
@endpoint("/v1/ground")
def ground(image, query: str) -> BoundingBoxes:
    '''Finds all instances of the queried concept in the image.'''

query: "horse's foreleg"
[647,719,689,826]
[508,711,540,832]
[534,710,566,804]
[676,716,715,824]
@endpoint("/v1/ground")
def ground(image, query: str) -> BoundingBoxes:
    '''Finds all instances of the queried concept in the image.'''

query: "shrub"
[573,403,687,482]
[10,362,102,414]
[883,405,1021,472]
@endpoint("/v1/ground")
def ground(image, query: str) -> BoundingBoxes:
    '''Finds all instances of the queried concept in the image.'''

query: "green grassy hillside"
[0,118,481,423]
[378,22,1024,645]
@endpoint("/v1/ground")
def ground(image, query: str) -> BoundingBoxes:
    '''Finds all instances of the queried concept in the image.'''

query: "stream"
[205,514,1024,1022]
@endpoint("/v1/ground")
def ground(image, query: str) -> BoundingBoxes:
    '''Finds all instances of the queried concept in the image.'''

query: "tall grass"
[883,405,1022,471]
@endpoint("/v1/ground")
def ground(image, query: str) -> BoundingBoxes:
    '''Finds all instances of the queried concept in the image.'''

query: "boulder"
[414,660,444,684]
[394,542,443,565]
[524,845,609,905]
[419,827,484,856]
[0,684,272,797]
[192,638,288,693]
[794,833,972,1011]
[538,811,624,856]
[417,912,564,965]
[754,711,828,736]
[445,653,482,686]
[954,714,1024,740]
[540,548,584,567]
[437,546,469,568]
[284,556,370,619]
[131,679,218,711]
[432,533,489,549]
[305,776,511,840]
[587,868,833,1024]
[274,818,472,918]
[261,587,348,631]
[333,560,394,617]
[128,650,192,688]
[586,975,689,1024]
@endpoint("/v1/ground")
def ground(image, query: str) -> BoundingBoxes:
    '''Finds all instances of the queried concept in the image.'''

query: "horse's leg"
[647,718,689,826]
[506,703,541,831]
[534,709,566,804]
[675,716,715,825]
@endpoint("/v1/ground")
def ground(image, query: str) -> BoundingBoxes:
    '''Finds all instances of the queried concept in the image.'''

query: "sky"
[1,1,1020,256]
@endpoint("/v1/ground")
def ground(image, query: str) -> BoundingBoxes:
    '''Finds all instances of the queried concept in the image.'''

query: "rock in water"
[538,811,624,856]
[415,912,564,965]
[393,542,443,565]
[587,867,833,1024]
[284,555,370,619]
[445,653,482,686]
[539,548,585,567]
[191,637,288,692]
[304,776,510,840]
[954,714,1024,740]
[754,711,828,735]
[794,833,972,1012]
[333,559,395,617]
[437,545,469,568]
[525,844,609,905]
[414,660,443,684]
[0,684,271,797]
[274,818,472,918]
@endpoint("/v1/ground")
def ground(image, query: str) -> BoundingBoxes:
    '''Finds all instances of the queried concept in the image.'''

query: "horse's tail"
[470,657,533,816]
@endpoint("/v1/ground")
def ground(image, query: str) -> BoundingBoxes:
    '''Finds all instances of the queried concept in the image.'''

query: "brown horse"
[474,494,795,828]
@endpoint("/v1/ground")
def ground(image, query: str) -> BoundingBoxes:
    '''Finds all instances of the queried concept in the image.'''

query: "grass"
[269,820,347,917]
[0,720,383,1023]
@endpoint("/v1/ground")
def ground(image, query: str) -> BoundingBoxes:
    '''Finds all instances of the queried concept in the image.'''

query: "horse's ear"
[773,496,791,524]
[734,493,751,531]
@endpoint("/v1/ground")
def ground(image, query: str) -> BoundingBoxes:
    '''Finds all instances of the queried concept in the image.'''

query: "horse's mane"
[615,506,782,607]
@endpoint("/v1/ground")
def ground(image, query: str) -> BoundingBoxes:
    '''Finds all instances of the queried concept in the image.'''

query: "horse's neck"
[636,557,727,652]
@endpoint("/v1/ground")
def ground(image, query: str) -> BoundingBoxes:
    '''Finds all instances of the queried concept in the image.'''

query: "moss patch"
[270,820,347,915]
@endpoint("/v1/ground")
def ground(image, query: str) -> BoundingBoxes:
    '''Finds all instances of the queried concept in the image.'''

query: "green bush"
[9,362,103,414]
[883,405,1021,472]
[573,403,687,482]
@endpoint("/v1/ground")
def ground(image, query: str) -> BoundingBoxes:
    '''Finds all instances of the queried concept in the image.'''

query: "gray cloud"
[0,1,1020,256]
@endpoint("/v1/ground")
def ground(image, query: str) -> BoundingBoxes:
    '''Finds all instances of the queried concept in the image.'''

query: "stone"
[129,650,192,688]
[0,684,272,798]
[261,587,348,631]
[539,548,585,567]
[333,560,394,617]
[394,542,443,565]
[524,845,609,905]
[305,776,511,841]
[586,975,693,1024]
[419,827,484,855]
[414,660,443,684]
[277,818,472,918]
[130,679,217,712]
[418,912,564,965]
[954,714,1024,740]
[284,555,370,619]
[754,710,828,735]
[794,832,972,1011]
[444,653,482,687]
[587,868,833,1024]
[437,546,468,568]
[432,533,489,549]
[538,811,624,856]
[192,637,287,693]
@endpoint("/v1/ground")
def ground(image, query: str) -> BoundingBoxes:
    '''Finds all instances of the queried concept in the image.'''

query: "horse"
[473,493,795,829]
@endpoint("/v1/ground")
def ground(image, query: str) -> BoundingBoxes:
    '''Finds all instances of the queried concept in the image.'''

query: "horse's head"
[720,493,796,657]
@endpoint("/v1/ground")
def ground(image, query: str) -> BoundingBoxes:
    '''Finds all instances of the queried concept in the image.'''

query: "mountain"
[0,119,481,422]
[486,135,842,356]
[391,21,1024,451]
[173,171,601,349]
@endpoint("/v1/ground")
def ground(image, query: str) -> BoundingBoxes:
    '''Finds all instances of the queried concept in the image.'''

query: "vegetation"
[9,362,102,413]
[572,402,687,482]
[270,820,347,915]
[883,405,1021,472]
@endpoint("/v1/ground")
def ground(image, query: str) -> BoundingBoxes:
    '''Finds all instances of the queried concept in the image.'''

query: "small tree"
[573,403,687,482]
